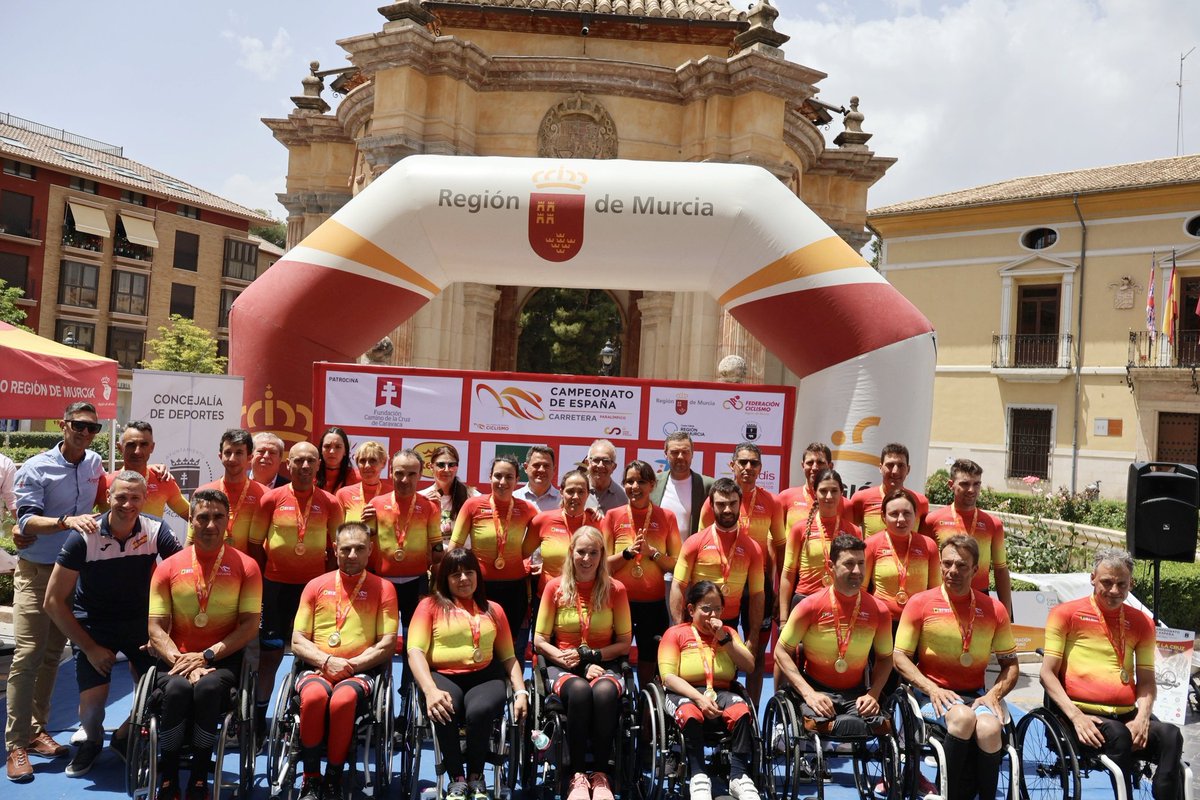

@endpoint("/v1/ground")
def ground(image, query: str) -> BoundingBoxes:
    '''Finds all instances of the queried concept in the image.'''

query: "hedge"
[0,431,111,467]
[924,469,1128,531]
[1132,560,1200,633]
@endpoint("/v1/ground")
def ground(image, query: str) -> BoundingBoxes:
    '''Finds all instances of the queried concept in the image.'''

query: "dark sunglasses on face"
[736,459,761,468]
[66,420,103,434]
[434,461,458,469]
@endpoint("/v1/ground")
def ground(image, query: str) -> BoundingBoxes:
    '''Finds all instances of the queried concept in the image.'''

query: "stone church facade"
[264,0,893,384]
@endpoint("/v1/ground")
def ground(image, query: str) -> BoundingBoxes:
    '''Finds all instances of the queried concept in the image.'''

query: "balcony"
[991,333,1072,383]
[61,229,103,253]
[1128,331,1200,370]
[113,235,152,262]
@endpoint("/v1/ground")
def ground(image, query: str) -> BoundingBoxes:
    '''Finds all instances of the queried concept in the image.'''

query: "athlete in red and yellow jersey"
[780,468,861,624]
[922,458,1013,616]
[335,440,392,523]
[863,488,940,621]
[699,445,785,572]
[406,548,528,800]
[777,442,849,533]
[776,534,892,730]
[195,428,266,553]
[102,421,191,519]
[848,443,929,536]
[1040,547,1183,798]
[147,488,262,799]
[528,469,604,595]
[290,523,398,800]
[894,534,1018,800]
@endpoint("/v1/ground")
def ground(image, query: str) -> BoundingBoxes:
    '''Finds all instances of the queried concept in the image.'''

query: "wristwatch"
[202,648,216,664]
[622,548,635,560]
[57,514,68,529]
[716,635,733,646]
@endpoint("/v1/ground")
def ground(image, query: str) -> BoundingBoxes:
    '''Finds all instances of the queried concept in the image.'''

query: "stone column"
[637,292,676,379]
[462,283,502,370]
[719,312,767,382]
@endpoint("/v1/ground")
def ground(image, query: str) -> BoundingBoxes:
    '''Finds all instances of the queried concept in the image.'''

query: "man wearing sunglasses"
[8,402,107,782]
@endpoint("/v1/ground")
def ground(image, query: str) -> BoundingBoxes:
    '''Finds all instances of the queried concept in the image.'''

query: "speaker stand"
[1152,559,1161,626]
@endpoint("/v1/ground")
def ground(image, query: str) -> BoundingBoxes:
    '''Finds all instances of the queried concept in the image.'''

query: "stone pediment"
[998,254,1078,277]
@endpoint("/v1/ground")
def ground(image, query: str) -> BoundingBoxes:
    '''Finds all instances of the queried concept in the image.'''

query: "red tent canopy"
[0,321,119,419]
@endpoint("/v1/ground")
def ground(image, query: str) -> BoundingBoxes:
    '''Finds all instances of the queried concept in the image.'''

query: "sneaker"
[729,775,761,800]
[323,770,343,800]
[185,778,210,800]
[467,778,489,800]
[6,747,34,783]
[445,780,470,800]
[590,772,614,800]
[66,739,103,777]
[688,773,712,800]
[157,779,182,800]
[298,775,322,800]
[70,728,89,746]
[567,772,592,800]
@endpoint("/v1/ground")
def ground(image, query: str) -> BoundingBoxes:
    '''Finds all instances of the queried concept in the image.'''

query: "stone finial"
[292,60,331,115]
[717,354,749,383]
[834,96,873,149]
[364,336,395,364]
[733,0,790,54]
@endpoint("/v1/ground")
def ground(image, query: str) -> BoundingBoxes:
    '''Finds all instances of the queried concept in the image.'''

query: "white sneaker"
[729,775,761,800]
[688,773,713,800]
[71,728,89,745]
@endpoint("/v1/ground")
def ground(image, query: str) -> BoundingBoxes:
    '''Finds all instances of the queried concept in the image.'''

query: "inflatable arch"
[230,156,936,489]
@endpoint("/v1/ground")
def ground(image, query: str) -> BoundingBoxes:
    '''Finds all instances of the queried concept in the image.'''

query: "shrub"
[924,468,952,506]
[0,431,110,467]
[1133,559,1200,633]
[1001,478,1091,574]
[0,518,14,606]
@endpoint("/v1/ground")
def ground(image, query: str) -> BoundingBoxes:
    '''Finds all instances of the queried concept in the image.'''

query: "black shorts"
[73,620,156,692]
[260,578,307,650]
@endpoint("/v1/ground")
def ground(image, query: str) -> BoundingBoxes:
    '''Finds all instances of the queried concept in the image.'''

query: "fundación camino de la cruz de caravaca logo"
[529,166,587,263]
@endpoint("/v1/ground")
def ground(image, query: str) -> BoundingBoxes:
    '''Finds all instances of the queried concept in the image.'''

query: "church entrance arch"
[230,155,936,488]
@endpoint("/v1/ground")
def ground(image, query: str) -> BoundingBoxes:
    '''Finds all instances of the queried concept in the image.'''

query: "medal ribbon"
[221,480,250,535]
[333,569,368,636]
[954,506,979,537]
[940,584,976,658]
[191,544,225,616]
[292,487,315,549]
[738,487,757,535]
[391,493,416,555]
[710,526,734,585]
[691,624,716,693]
[453,600,483,655]
[574,590,593,647]
[818,513,840,575]
[1089,595,1128,675]
[489,496,515,563]
[829,586,862,663]
[628,502,653,570]
[885,530,913,598]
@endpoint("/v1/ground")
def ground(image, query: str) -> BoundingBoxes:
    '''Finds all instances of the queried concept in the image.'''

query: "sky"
[2,1,1197,219]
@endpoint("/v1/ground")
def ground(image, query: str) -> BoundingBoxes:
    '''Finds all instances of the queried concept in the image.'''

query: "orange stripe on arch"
[298,219,441,296]
[718,236,864,306]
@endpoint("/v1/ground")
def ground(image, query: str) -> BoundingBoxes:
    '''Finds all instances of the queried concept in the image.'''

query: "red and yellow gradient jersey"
[293,569,399,659]
[103,469,190,519]
[407,597,516,675]
[849,486,930,536]
[193,478,267,553]
[534,577,632,649]
[895,587,1016,692]
[781,515,862,597]
[779,588,893,691]
[863,530,941,620]
[658,622,745,689]
[252,485,344,584]
[1044,595,1155,715]
[602,504,682,602]
[367,492,440,578]
[319,466,361,495]
[525,508,604,594]
[922,506,1007,591]
[699,486,785,560]
[673,525,764,620]
[777,485,850,537]
[336,481,391,524]
[450,495,537,582]
[149,546,262,655]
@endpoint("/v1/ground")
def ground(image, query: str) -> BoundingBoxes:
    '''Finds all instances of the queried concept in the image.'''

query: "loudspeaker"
[1125,462,1199,562]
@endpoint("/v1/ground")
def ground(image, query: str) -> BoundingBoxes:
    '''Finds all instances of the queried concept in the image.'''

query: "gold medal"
[959,652,973,667]
[472,647,484,663]
[631,564,644,578]
[393,547,405,562]
[494,556,506,570]
[834,657,848,673]
[329,632,342,648]
[703,688,718,702]
[822,573,834,587]
[1120,668,1130,685]
[896,589,908,606]
[194,612,209,628]
[294,542,307,556]
[719,583,730,596]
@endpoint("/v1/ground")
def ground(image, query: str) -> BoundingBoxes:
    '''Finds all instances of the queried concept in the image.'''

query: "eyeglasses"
[735,459,761,468]
[588,457,614,466]
[66,420,103,434]
[434,461,458,469]
[695,604,723,614]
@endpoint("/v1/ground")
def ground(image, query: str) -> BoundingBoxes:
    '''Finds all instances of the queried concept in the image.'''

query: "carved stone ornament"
[537,93,618,160]
[1108,275,1142,310]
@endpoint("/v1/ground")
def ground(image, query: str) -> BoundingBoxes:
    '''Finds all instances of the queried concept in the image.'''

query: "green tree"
[250,209,287,249]
[867,235,882,271]
[0,279,30,329]
[141,314,227,374]
[517,289,621,375]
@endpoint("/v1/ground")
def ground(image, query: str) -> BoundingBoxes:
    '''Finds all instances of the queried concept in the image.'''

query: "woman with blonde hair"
[336,440,391,522]
[533,527,631,800]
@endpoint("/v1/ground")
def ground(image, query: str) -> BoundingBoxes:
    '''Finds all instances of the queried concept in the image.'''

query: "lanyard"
[710,526,734,584]
[221,480,250,536]
[738,487,757,534]
[940,584,976,657]
[1089,595,1129,680]
[191,544,225,616]
[334,570,368,634]
[829,586,862,663]
[489,496,515,558]
[885,530,912,595]
[818,513,841,571]
[574,590,593,646]
[691,625,716,691]
[292,487,315,547]
[453,600,484,655]
[628,502,653,569]
[390,493,417,551]
[954,506,979,536]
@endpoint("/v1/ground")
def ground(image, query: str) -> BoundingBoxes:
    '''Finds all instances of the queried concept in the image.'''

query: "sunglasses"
[735,459,761,468]
[588,457,614,466]
[695,604,723,614]
[434,461,458,469]
[66,420,103,434]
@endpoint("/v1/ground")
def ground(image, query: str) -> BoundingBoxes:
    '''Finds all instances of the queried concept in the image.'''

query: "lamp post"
[599,339,617,377]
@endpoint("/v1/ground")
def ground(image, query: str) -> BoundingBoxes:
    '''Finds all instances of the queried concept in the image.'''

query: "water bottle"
[530,728,551,753]
[530,547,543,571]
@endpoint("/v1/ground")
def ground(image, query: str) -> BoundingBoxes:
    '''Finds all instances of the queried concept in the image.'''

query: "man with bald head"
[250,441,344,742]
[584,439,627,513]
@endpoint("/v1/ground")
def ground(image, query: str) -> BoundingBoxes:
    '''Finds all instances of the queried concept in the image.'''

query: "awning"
[67,201,111,238]
[0,321,119,419]
[119,212,159,248]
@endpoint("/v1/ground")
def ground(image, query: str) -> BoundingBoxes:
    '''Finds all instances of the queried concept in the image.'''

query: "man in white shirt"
[516,445,560,513]
[650,432,713,539]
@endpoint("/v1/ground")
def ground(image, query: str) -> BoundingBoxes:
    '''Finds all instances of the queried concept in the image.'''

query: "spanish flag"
[1163,251,1178,345]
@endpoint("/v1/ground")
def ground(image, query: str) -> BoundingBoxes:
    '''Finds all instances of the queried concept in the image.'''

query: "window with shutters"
[1006,407,1054,480]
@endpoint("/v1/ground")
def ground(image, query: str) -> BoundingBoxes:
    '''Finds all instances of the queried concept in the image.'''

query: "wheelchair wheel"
[762,692,801,800]
[373,670,396,793]
[852,734,900,800]
[267,667,300,800]
[886,688,925,800]
[636,685,670,800]
[397,683,424,800]
[500,691,525,800]
[237,666,257,798]
[127,666,159,800]
[1016,708,1080,800]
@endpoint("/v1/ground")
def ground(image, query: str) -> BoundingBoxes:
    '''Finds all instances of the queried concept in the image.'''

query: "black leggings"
[628,600,669,671]
[680,712,756,779]
[486,579,529,663]
[156,657,239,778]
[556,674,621,773]
[430,665,508,778]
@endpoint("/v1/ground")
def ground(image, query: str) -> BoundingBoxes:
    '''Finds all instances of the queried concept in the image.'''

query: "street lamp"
[599,339,617,376]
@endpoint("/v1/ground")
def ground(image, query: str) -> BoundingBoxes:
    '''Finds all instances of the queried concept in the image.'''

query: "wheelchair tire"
[852,733,900,800]
[635,685,670,800]
[127,666,159,800]
[397,683,424,800]
[1015,707,1081,800]
[762,692,801,800]
[267,667,299,800]
[373,670,395,792]
[885,687,925,800]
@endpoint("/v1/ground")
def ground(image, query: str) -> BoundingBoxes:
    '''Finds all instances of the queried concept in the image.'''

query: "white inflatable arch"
[231,156,936,488]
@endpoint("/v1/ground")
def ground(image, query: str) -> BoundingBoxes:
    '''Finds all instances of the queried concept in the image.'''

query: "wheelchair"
[522,654,639,798]
[762,685,900,800]
[266,657,395,799]
[636,679,764,800]
[126,659,257,800]
[1015,700,1194,800]
[887,684,1018,800]
[396,671,523,800]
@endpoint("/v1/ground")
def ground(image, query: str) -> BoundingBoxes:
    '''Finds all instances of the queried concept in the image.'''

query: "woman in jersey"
[526,469,601,595]
[863,488,940,624]
[421,444,478,544]
[659,580,759,800]
[407,548,528,800]
[779,468,860,625]
[601,459,680,686]
[336,440,389,522]
[315,427,356,494]
[533,527,632,800]
[450,456,538,659]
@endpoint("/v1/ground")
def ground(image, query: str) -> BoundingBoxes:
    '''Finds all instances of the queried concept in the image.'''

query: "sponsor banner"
[1007,590,1061,653]
[314,364,795,494]
[1153,628,1195,725]
[403,438,473,481]
[131,370,245,541]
